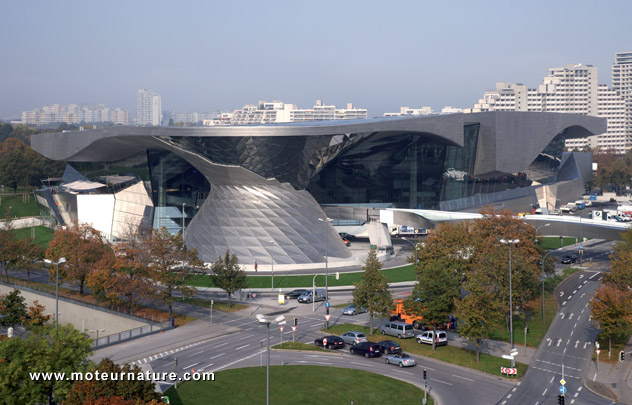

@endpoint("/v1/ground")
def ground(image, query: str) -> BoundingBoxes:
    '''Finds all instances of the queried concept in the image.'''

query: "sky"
[1,0,631,120]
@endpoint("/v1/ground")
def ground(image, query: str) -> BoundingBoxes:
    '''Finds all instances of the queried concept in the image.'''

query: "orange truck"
[390,299,424,329]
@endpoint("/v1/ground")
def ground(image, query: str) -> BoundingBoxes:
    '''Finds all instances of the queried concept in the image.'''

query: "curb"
[271,348,344,356]
[582,378,618,403]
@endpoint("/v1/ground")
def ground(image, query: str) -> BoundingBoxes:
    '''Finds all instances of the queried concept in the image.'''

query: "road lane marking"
[237,334,254,340]
[542,388,548,396]
[394,370,414,375]
[560,313,566,319]
[557,339,562,347]
[563,348,567,354]
[589,272,601,279]
[192,350,205,356]
[507,394,512,398]
[215,342,229,348]
[562,301,567,306]
[573,290,577,294]
[197,363,213,371]
[511,387,517,392]
[209,353,225,360]
[452,374,474,382]
[573,322,577,328]
[431,378,452,386]
[577,387,582,392]
[550,376,555,383]
[235,344,250,350]
[575,340,579,348]
[547,338,552,346]
[182,362,199,370]
[569,313,574,320]
[560,292,564,297]
[570,330,574,337]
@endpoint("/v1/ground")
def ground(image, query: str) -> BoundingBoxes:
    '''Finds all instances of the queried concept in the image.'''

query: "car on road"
[297,289,326,303]
[349,341,381,358]
[560,255,578,264]
[285,289,308,300]
[341,237,351,247]
[341,331,368,346]
[385,353,416,367]
[416,330,448,346]
[377,340,402,354]
[338,232,356,241]
[342,304,367,315]
[380,321,415,339]
[314,335,345,349]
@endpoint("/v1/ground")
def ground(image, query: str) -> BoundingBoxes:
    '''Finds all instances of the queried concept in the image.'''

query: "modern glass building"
[31,112,605,264]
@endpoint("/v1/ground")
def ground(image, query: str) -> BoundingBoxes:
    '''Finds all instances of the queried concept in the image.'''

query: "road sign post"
[210,299,214,324]
[292,325,296,342]
[280,326,284,348]
[324,314,331,330]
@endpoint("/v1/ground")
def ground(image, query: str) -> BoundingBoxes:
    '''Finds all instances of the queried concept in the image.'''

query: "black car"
[285,289,309,300]
[349,341,382,358]
[560,255,578,264]
[338,232,356,241]
[377,340,402,354]
[314,335,345,349]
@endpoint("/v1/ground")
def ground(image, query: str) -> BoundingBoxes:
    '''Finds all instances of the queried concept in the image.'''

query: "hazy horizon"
[1,0,631,120]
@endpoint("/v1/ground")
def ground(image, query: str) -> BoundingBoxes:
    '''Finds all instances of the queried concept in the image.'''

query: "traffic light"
[294,318,298,326]
[620,350,625,362]
[557,394,565,404]
[423,369,427,380]
[326,306,330,315]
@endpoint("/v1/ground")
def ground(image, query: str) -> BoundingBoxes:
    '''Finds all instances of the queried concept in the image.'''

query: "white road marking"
[237,334,254,340]
[569,313,574,320]
[214,342,229,348]
[235,344,250,350]
[589,272,601,280]
[573,290,577,294]
[511,387,517,392]
[562,301,567,306]
[583,342,588,349]
[593,372,597,381]
[570,330,574,337]
[550,376,555,383]
[547,338,552,346]
[209,353,225,360]
[452,374,474,382]
[394,370,414,376]
[431,378,453,386]
[573,322,577,329]
[182,362,199,370]
[577,387,582,392]
[542,388,548,396]
[579,274,584,279]
[197,363,213,371]
[563,348,567,354]
[560,313,566,319]
[557,339,562,347]
[560,291,565,297]
[192,350,205,356]
[507,394,512,398]
[575,340,579,348]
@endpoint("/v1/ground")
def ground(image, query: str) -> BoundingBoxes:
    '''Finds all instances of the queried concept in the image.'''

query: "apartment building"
[137,89,162,126]
[21,104,129,126]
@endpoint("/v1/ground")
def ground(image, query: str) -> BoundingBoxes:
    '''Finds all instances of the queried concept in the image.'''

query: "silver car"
[342,305,367,316]
[385,353,417,368]
[341,331,368,346]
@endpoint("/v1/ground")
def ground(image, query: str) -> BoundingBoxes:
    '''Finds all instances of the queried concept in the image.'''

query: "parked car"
[385,353,416,367]
[380,321,415,339]
[314,335,345,349]
[285,289,308,300]
[341,331,368,346]
[377,340,402,354]
[349,341,382,358]
[341,237,351,247]
[338,232,356,241]
[416,330,448,346]
[560,255,578,264]
[342,304,367,315]
[298,289,326,303]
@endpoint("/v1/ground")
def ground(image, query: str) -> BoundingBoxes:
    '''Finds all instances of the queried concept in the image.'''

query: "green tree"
[64,358,161,404]
[22,300,52,328]
[352,250,392,335]
[405,265,459,350]
[0,224,22,282]
[0,324,92,403]
[210,249,247,308]
[0,289,27,326]
[591,283,632,346]
[0,137,64,194]
[147,227,204,320]
[455,285,504,361]
[604,228,632,291]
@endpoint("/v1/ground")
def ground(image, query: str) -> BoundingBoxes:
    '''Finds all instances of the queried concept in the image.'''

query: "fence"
[95,320,172,348]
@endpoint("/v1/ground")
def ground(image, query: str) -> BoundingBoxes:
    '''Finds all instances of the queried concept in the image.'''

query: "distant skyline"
[1,0,631,120]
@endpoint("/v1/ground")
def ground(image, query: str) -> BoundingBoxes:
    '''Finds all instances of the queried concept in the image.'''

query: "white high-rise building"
[471,63,629,153]
[613,52,632,135]
[21,104,129,126]
[137,89,162,126]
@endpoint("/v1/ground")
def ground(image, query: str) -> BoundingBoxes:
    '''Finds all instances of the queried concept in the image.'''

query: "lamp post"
[318,217,333,301]
[269,241,275,289]
[401,237,418,281]
[181,202,187,239]
[541,249,558,323]
[500,239,519,350]
[90,328,105,347]
[256,314,285,405]
[44,257,66,332]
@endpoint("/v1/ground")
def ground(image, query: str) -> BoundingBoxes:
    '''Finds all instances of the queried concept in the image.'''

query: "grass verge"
[323,323,528,378]
[164,366,431,405]
[0,194,40,218]
[271,341,329,352]
[539,236,582,250]
[12,226,55,248]
[175,296,248,312]
[188,264,415,288]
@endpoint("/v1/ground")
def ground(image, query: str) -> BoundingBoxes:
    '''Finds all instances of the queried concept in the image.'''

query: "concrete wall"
[0,285,148,336]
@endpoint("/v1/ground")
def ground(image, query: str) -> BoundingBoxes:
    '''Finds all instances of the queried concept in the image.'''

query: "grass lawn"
[12,226,55,248]
[176,296,248,312]
[323,323,528,378]
[0,194,40,218]
[188,264,415,288]
[164,366,431,405]
[539,236,582,250]
[271,341,330,352]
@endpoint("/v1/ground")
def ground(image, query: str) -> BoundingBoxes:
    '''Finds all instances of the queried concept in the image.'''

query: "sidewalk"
[583,340,632,404]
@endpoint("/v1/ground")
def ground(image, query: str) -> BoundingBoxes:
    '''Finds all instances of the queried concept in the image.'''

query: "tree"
[604,228,632,291]
[455,285,504,361]
[0,224,22,282]
[64,358,161,404]
[22,300,51,328]
[0,137,64,194]
[0,324,92,403]
[146,227,204,320]
[352,250,392,335]
[590,283,632,346]
[405,265,459,350]
[46,224,115,295]
[209,249,247,308]
[0,289,27,326]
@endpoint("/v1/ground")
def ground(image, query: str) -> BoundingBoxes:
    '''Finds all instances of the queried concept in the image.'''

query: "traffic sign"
[252,293,257,298]
[559,386,566,394]
[292,326,296,332]
[324,314,331,322]
[280,326,284,332]
[325,301,330,308]
[425,381,428,388]
[596,349,601,356]
[500,367,517,375]
[579,244,583,250]
[560,378,566,385]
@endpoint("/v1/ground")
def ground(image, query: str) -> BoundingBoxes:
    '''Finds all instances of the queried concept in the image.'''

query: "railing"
[440,186,536,211]
[95,320,172,348]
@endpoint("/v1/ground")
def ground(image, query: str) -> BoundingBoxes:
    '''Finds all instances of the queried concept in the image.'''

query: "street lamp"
[401,237,418,281]
[269,241,275,289]
[318,217,333,301]
[181,202,187,239]
[256,314,285,405]
[44,257,66,332]
[541,249,558,323]
[499,239,519,350]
